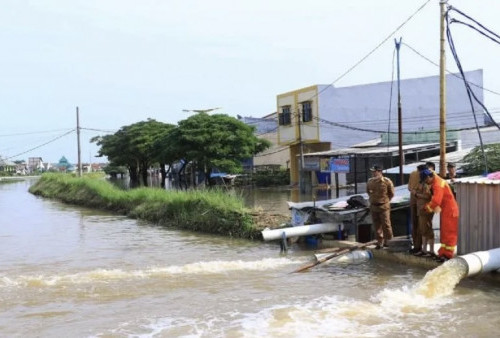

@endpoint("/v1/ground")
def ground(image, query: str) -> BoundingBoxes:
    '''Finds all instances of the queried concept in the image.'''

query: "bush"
[462,143,500,175]
[253,169,290,186]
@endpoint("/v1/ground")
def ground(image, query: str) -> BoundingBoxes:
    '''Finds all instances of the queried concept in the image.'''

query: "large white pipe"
[261,223,341,241]
[314,250,373,265]
[456,247,500,277]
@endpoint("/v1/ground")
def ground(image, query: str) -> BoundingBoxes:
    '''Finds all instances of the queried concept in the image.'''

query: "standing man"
[446,162,459,199]
[408,164,426,253]
[421,169,459,262]
[367,165,395,249]
[446,162,458,181]
[416,172,435,257]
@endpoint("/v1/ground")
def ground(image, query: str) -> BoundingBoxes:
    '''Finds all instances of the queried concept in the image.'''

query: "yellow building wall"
[277,85,320,146]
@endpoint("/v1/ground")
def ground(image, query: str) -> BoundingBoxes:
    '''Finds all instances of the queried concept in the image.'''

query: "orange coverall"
[425,175,459,259]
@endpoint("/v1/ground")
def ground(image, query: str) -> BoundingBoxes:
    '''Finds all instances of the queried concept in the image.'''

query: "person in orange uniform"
[421,169,459,261]
[408,164,426,253]
[367,165,395,249]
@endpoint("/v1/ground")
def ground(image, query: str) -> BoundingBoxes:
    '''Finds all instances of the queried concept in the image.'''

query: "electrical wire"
[449,6,500,41]
[80,127,117,133]
[447,6,500,130]
[0,128,74,137]
[5,129,76,160]
[446,6,494,173]
[402,42,500,96]
[299,0,432,103]
[450,19,500,45]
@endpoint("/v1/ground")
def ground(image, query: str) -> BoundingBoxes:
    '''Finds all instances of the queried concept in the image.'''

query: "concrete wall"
[317,69,484,148]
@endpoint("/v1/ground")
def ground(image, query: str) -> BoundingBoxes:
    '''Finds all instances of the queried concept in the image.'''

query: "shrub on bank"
[29,173,260,239]
[253,169,290,186]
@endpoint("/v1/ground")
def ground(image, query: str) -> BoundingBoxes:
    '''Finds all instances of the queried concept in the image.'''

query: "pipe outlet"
[457,247,500,277]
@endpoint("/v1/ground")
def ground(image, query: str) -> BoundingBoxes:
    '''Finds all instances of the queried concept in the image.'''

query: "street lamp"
[182,107,222,114]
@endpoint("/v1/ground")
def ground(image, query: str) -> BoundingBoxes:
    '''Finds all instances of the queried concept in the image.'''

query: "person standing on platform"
[446,162,459,198]
[367,165,395,249]
[415,171,435,257]
[425,161,435,171]
[421,169,459,262]
[408,164,426,254]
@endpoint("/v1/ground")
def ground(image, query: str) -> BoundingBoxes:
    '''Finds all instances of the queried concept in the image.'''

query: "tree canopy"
[92,114,271,187]
[91,119,175,186]
[171,113,270,183]
[462,143,500,175]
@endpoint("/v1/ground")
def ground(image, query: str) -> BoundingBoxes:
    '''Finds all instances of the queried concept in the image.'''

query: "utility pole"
[76,106,82,177]
[297,109,305,194]
[439,0,448,177]
[395,37,404,185]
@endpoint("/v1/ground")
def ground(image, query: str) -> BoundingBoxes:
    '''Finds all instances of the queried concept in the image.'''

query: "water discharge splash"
[373,258,469,315]
[414,258,468,298]
[0,257,299,288]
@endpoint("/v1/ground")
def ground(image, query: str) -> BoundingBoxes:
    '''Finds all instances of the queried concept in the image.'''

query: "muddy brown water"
[1,178,500,337]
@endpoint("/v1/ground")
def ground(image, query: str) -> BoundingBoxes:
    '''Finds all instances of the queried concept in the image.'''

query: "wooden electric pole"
[298,109,305,194]
[76,106,82,177]
[439,0,448,177]
[395,37,404,185]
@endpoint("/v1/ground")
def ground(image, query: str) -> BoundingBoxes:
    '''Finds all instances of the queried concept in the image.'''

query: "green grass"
[29,173,261,239]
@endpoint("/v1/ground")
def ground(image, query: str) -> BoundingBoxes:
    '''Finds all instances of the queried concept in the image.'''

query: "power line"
[316,115,494,135]
[5,129,76,160]
[0,128,74,137]
[402,42,500,96]
[306,0,432,102]
[80,127,117,133]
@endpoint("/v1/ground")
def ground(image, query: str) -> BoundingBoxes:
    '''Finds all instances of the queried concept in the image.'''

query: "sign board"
[330,157,350,173]
[303,156,320,171]
[320,158,330,172]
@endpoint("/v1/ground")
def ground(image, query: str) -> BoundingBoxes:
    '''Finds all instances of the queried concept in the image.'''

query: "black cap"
[416,164,426,171]
[425,161,435,170]
[370,165,383,172]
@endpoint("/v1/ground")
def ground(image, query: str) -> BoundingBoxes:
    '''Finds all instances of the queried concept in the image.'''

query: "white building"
[277,70,486,185]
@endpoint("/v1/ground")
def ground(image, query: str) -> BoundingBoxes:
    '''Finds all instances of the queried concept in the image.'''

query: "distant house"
[28,157,44,173]
[238,112,290,171]
[0,157,16,174]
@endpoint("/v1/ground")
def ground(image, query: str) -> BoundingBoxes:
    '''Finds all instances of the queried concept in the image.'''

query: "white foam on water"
[372,259,468,316]
[0,257,300,288]
[101,295,411,337]
[414,258,468,298]
[93,260,470,338]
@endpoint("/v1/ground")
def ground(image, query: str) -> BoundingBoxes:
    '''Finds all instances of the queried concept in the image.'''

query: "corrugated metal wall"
[457,178,500,254]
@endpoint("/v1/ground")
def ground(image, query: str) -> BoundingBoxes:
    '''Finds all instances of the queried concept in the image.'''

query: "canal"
[1,178,499,337]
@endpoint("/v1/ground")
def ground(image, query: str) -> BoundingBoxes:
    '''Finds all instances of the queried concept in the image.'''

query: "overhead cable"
[402,42,500,96]
[5,129,76,160]
[302,0,432,103]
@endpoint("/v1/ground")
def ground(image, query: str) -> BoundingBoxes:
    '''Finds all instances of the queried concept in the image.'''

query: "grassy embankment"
[29,173,288,239]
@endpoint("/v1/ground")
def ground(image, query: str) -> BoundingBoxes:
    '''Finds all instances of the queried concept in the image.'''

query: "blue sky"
[1,0,499,163]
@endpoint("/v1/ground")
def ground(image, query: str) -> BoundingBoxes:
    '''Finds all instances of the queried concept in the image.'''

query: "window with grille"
[279,106,291,126]
[301,101,312,122]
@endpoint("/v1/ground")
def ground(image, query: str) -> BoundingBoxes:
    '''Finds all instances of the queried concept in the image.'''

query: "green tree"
[462,143,500,175]
[171,113,271,186]
[150,124,177,188]
[92,119,175,186]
